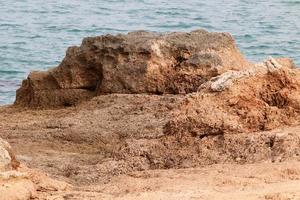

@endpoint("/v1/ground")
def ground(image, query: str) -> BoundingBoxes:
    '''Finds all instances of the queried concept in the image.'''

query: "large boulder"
[15,30,251,108]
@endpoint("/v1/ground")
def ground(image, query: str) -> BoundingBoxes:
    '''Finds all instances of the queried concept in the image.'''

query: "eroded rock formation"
[15,30,251,108]
[165,57,300,138]
[8,30,300,192]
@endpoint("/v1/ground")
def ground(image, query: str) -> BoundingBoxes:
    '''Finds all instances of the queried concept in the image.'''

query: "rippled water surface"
[0,0,300,104]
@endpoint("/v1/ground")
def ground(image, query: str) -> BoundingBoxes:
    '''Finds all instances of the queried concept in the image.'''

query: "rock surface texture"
[3,30,300,199]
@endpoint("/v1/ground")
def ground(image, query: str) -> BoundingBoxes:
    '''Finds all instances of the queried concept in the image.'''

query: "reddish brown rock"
[15,30,251,108]
[164,57,300,138]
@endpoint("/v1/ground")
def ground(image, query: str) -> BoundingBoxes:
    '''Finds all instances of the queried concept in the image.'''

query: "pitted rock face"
[15,30,251,108]
[164,57,300,138]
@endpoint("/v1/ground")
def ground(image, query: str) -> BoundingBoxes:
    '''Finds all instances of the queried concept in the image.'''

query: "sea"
[0,0,300,104]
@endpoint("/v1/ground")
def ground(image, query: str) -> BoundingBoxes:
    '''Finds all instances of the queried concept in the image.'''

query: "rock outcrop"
[15,30,251,108]
[165,57,300,138]
[12,29,300,161]
[4,29,300,199]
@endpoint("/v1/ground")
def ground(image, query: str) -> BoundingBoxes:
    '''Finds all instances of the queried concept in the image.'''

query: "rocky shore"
[1,30,300,199]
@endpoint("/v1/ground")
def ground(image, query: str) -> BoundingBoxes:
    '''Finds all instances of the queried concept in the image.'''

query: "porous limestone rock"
[207,57,289,92]
[164,57,300,138]
[15,30,251,108]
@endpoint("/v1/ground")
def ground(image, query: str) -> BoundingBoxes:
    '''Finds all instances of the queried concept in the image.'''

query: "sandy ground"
[36,161,300,199]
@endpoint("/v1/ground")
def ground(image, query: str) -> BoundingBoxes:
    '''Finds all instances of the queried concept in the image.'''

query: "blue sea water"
[0,0,300,104]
